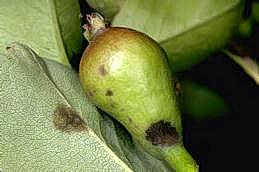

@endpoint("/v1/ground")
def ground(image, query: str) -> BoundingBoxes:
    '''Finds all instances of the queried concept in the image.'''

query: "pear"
[79,13,198,172]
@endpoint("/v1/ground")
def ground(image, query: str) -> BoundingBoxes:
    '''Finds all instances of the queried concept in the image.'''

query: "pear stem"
[162,144,199,172]
[82,12,107,42]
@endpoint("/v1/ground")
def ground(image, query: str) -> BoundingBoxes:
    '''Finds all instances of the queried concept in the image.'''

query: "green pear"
[79,13,198,172]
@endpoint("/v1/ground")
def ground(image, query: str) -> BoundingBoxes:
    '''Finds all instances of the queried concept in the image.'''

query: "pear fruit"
[79,13,198,172]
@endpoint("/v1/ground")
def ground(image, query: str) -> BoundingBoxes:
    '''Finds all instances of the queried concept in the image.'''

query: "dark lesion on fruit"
[98,64,107,76]
[145,121,179,147]
[53,104,87,133]
[105,88,113,96]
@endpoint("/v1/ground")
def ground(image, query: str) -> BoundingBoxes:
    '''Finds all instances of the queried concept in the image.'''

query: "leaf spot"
[54,104,87,133]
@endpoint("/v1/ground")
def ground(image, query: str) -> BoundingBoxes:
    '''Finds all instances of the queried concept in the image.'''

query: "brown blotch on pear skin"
[98,64,107,76]
[54,104,87,133]
[105,89,113,96]
[145,121,179,147]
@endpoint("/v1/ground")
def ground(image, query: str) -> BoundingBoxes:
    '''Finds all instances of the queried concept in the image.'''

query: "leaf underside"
[0,43,172,172]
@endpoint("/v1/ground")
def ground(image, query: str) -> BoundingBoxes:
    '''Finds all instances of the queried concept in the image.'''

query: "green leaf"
[178,80,229,120]
[87,0,126,21]
[0,43,172,171]
[100,115,174,172]
[0,0,83,66]
[92,0,243,72]
[252,2,259,24]
[237,16,254,39]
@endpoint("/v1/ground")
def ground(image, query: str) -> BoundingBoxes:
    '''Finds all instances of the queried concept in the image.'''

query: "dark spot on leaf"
[54,104,87,133]
[105,89,113,96]
[98,64,107,76]
[145,121,179,147]
[6,46,11,50]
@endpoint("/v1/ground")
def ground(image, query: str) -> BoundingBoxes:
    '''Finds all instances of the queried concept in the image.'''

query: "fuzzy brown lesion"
[145,121,179,147]
[53,104,87,133]
[98,64,107,76]
[105,88,113,96]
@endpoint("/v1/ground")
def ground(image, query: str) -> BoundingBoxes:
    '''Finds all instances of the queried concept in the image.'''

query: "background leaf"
[0,0,83,66]
[87,0,125,21]
[89,0,244,72]
[0,43,172,172]
[178,79,229,120]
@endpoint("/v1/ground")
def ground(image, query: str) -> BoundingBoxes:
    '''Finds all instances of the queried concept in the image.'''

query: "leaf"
[0,0,83,66]
[179,79,229,120]
[87,0,125,21]
[252,2,259,23]
[0,43,172,171]
[91,0,243,72]
[99,114,173,172]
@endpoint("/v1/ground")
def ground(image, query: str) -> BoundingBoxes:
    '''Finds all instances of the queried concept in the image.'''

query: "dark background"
[182,26,259,171]
[77,1,259,171]
[182,1,259,170]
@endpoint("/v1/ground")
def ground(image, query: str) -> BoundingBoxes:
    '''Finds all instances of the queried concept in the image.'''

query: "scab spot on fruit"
[98,64,107,76]
[53,104,87,133]
[105,89,113,96]
[145,121,179,147]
